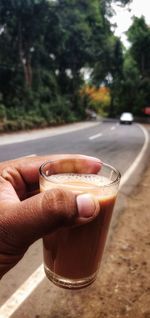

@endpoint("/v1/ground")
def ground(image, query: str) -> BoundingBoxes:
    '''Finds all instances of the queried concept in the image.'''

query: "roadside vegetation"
[0,0,150,132]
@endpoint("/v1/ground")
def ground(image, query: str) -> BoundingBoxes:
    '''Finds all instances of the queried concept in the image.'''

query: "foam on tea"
[40,173,116,199]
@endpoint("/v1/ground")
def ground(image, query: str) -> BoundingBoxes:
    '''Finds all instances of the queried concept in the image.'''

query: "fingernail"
[1,169,10,179]
[77,194,98,218]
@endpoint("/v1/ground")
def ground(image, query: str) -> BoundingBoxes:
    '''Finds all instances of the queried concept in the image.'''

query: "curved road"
[0,121,145,175]
[0,120,148,317]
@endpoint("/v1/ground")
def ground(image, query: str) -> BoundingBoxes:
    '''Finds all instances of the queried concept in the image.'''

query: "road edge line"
[0,265,45,318]
[120,124,149,188]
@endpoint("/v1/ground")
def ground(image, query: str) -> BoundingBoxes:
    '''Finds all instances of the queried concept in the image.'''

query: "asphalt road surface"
[0,120,145,174]
[0,120,147,317]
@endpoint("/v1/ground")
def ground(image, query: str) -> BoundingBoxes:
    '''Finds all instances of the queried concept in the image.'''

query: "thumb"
[7,189,99,248]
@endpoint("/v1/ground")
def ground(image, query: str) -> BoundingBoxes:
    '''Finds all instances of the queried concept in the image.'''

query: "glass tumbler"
[39,157,121,289]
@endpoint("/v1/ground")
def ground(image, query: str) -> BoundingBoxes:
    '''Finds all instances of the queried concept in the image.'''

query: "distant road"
[0,120,145,175]
[0,120,148,318]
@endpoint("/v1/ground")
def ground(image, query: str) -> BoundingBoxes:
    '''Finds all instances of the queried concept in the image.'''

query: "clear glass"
[39,158,121,289]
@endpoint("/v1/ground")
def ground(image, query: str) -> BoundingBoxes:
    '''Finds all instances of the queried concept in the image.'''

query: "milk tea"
[40,174,116,287]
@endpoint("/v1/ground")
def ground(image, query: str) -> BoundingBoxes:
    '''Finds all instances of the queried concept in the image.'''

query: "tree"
[127,16,150,78]
[44,0,108,115]
[0,0,49,88]
[92,34,124,116]
[117,53,140,114]
[125,16,150,114]
[91,1,129,116]
[0,0,134,131]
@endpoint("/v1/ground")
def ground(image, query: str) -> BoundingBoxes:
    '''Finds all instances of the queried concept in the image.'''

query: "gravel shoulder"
[95,162,150,318]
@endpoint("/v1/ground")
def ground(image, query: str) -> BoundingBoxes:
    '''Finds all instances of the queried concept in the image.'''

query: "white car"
[120,112,134,125]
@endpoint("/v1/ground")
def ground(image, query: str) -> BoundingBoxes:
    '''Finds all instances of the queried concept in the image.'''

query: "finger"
[4,189,99,249]
[1,167,26,200]
[0,176,19,203]
[0,176,20,204]
[0,154,101,183]
[1,154,102,198]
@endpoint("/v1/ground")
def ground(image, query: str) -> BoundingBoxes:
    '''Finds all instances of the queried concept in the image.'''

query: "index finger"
[1,154,101,182]
[0,154,102,198]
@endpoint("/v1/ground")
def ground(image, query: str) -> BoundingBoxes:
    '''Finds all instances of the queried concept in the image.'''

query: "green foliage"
[123,16,150,115]
[127,16,150,78]
[0,104,6,120]
[0,0,148,132]
[0,0,110,132]
[92,14,150,118]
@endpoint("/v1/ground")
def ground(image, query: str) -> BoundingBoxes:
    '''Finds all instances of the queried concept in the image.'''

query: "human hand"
[0,154,101,278]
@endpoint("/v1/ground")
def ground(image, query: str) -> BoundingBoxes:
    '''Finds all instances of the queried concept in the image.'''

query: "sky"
[110,0,150,47]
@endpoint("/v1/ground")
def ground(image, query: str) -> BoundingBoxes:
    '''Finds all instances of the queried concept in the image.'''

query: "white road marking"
[89,133,103,140]
[110,126,116,130]
[0,124,149,318]
[89,124,116,139]
[0,265,44,318]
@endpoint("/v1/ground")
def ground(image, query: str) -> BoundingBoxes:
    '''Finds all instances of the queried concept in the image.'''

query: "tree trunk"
[25,58,32,87]
[18,20,32,88]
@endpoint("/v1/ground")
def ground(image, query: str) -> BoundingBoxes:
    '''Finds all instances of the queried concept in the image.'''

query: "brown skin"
[0,154,101,278]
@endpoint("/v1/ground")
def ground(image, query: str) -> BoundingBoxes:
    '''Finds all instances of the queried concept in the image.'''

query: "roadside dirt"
[91,164,150,318]
[50,163,150,318]
[10,136,150,318]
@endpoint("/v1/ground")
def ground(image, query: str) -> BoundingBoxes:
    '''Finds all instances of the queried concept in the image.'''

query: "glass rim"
[39,160,121,188]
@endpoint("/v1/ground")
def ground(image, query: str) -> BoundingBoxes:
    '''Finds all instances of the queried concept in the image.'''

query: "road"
[0,121,145,175]
[0,120,148,318]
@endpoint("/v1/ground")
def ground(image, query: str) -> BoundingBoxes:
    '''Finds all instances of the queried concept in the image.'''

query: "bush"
[0,87,81,132]
[0,104,6,121]
[40,103,57,124]
[3,120,21,131]
[40,95,78,124]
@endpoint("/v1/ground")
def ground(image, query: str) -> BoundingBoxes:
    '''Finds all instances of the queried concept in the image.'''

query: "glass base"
[44,265,97,290]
